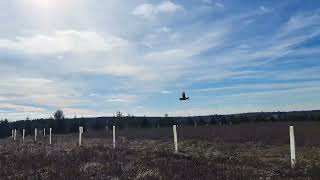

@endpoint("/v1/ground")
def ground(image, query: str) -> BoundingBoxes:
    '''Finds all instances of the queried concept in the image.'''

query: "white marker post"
[49,128,52,145]
[79,126,83,146]
[14,129,17,141]
[290,126,296,169]
[11,130,14,139]
[113,125,116,148]
[22,129,25,142]
[173,125,178,153]
[43,128,46,136]
[34,128,37,141]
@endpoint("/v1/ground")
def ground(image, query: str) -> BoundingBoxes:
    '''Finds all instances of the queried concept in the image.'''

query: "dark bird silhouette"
[179,91,189,101]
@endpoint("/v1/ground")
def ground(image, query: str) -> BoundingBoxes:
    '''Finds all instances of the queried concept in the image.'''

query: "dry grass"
[1,122,320,179]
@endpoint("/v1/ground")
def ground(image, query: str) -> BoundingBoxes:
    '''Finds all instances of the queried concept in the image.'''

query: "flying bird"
[179,91,189,101]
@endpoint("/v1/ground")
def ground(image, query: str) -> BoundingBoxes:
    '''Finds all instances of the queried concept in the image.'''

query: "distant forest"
[0,110,320,138]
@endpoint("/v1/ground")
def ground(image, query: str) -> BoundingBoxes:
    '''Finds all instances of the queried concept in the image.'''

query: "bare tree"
[54,110,66,133]
[54,110,64,120]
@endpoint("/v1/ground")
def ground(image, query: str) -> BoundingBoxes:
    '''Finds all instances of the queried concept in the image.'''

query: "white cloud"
[186,11,320,82]
[278,11,320,38]
[201,0,224,8]
[259,6,269,12]
[132,3,155,19]
[158,26,171,33]
[0,103,46,113]
[86,64,141,77]
[132,1,183,19]
[106,95,137,103]
[202,0,213,5]
[144,29,227,61]
[0,30,128,56]
[157,1,182,13]
[0,76,79,108]
[62,108,105,118]
[192,80,320,93]
[161,90,172,94]
[215,2,224,8]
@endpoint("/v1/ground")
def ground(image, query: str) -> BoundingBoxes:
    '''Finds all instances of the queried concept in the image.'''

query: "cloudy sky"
[0,0,320,120]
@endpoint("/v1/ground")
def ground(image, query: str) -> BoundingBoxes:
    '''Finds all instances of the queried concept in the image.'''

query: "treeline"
[0,110,320,138]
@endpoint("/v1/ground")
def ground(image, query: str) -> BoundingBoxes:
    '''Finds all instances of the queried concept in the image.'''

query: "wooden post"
[49,128,52,145]
[113,125,116,148]
[14,129,17,141]
[22,129,25,141]
[79,126,83,146]
[173,125,178,153]
[290,126,296,169]
[43,128,46,136]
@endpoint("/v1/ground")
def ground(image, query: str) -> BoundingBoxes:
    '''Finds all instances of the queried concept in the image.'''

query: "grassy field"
[1,121,320,179]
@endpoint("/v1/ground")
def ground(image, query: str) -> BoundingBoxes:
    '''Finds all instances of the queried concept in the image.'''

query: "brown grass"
[1,121,320,179]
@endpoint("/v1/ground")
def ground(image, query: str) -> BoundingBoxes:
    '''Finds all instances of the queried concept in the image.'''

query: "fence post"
[34,128,37,141]
[290,126,296,169]
[79,126,83,146]
[22,129,25,141]
[13,129,17,141]
[43,128,46,136]
[113,125,116,148]
[173,125,178,153]
[49,128,52,145]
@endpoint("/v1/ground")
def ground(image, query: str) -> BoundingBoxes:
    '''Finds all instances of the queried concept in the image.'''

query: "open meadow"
[1,121,320,180]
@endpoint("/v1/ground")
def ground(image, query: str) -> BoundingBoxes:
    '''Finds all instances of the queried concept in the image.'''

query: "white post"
[11,130,14,139]
[22,129,25,141]
[290,126,296,169]
[173,125,178,153]
[14,129,17,141]
[43,128,46,136]
[34,128,37,141]
[49,128,52,145]
[79,126,83,146]
[113,125,116,148]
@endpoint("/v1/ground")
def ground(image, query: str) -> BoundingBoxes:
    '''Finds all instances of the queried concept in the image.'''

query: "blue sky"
[0,0,320,120]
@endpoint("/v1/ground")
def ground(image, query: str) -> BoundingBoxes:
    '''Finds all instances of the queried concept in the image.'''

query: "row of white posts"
[12,125,176,153]
[11,128,52,145]
[11,125,296,169]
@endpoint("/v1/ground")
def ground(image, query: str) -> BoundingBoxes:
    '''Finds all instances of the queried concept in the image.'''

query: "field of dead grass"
[1,121,320,179]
